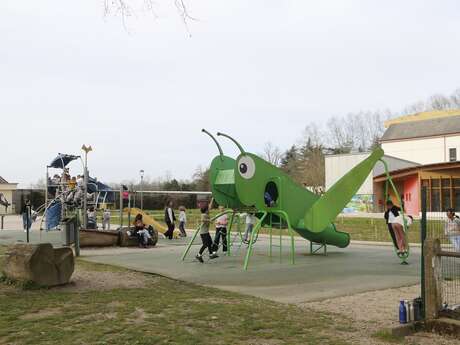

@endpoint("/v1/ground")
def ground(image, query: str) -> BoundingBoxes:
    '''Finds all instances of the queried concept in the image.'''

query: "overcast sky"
[1,0,459,187]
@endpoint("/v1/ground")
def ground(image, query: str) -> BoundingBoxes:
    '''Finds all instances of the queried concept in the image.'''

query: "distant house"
[325,110,460,214]
[0,176,18,214]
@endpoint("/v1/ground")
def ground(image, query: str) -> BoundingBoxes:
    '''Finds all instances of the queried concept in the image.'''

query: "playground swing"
[379,159,411,265]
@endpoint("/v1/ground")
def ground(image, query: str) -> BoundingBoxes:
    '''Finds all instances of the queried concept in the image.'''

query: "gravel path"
[300,285,459,345]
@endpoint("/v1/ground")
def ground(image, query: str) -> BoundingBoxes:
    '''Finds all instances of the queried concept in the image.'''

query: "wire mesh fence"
[440,255,460,317]
[424,207,460,318]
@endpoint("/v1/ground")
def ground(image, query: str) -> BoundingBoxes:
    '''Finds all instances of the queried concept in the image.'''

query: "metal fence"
[422,187,460,319]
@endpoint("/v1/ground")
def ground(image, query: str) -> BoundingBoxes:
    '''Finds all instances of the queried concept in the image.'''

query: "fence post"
[423,238,442,319]
[420,186,427,319]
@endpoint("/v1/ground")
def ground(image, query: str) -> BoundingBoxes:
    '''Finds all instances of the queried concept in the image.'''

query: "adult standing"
[21,199,32,233]
[445,208,460,251]
[164,201,176,240]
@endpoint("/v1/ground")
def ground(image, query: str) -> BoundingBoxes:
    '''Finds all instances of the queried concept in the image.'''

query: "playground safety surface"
[0,229,421,303]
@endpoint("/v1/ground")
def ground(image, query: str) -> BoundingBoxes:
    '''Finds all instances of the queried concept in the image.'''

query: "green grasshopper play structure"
[182,130,410,269]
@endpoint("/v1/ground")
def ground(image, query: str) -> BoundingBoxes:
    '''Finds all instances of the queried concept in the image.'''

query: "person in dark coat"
[163,201,176,240]
[21,200,32,233]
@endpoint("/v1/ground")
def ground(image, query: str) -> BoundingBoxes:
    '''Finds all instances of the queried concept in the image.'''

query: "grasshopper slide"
[205,130,384,248]
[124,208,181,238]
[183,130,403,269]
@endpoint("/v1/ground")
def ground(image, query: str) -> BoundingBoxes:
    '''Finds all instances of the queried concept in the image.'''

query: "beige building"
[381,111,460,164]
[325,110,460,213]
[0,176,18,214]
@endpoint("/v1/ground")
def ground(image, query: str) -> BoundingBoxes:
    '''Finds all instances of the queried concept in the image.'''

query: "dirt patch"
[302,285,420,326]
[107,301,125,309]
[300,285,459,345]
[79,312,118,322]
[241,339,283,345]
[52,267,155,292]
[190,297,240,305]
[20,308,62,320]
[130,308,149,324]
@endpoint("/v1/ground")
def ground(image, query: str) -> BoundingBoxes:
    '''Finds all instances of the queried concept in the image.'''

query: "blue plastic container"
[399,300,407,324]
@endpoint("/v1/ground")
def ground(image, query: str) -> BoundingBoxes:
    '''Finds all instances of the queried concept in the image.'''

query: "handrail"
[437,250,460,258]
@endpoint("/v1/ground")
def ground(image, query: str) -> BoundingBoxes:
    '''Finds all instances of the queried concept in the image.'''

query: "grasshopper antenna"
[217,132,245,154]
[202,129,224,161]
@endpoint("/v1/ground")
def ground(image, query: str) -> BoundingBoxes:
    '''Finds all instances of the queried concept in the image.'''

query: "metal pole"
[226,212,235,257]
[420,186,427,319]
[45,167,49,210]
[244,213,268,270]
[127,193,131,228]
[83,152,88,229]
[75,211,80,257]
[269,214,273,258]
[279,216,282,263]
[140,174,144,211]
[119,185,123,228]
[26,204,30,243]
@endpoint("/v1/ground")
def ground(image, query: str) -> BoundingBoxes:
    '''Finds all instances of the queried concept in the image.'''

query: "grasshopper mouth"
[264,181,279,207]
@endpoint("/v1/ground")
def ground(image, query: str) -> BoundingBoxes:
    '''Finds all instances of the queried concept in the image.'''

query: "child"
[178,206,187,237]
[102,209,111,230]
[133,213,151,248]
[445,208,460,251]
[213,206,228,252]
[195,204,218,263]
[68,176,77,190]
[384,200,409,255]
[243,212,256,244]
[87,206,97,229]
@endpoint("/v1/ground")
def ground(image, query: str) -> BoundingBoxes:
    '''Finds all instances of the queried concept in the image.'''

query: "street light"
[81,145,93,228]
[139,169,145,211]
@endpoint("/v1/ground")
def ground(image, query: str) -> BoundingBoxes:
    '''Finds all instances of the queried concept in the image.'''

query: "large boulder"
[2,243,74,287]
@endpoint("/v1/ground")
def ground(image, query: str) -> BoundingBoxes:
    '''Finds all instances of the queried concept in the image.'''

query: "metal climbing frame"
[226,211,246,257]
[243,210,296,270]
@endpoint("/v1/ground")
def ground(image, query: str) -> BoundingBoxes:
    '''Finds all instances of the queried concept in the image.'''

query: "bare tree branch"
[104,0,195,33]
[261,142,282,167]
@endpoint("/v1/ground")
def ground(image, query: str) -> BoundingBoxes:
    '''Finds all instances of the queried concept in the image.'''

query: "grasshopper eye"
[238,156,256,179]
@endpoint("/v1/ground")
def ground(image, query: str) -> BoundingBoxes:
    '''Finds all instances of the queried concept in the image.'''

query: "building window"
[449,148,457,162]
[421,178,460,212]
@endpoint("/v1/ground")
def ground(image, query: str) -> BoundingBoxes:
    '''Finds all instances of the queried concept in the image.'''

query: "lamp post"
[140,169,145,211]
[81,144,93,228]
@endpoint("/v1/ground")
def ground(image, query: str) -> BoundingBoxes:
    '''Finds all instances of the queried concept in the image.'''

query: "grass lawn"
[0,245,353,345]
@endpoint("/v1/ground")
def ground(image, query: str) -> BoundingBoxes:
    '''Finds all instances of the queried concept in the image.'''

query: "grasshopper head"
[234,152,280,210]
